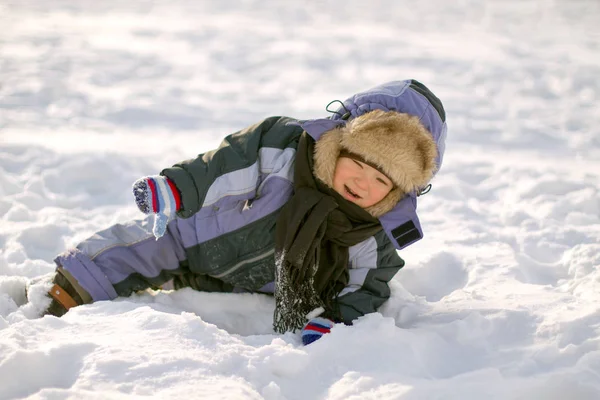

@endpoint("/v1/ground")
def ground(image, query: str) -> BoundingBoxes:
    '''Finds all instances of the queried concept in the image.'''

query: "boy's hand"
[301,317,334,345]
[132,175,181,239]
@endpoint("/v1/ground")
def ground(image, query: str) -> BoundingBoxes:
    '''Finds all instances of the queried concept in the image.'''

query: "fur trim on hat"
[313,110,437,217]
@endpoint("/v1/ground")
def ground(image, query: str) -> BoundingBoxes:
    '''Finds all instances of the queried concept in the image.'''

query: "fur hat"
[313,109,437,217]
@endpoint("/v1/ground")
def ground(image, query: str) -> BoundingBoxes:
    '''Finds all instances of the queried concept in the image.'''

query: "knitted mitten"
[132,175,182,239]
[301,317,334,345]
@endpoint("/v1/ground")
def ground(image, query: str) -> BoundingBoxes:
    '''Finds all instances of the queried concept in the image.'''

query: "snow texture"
[1,0,600,399]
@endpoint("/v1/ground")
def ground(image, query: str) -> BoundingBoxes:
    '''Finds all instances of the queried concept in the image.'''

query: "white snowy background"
[1,0,599,399]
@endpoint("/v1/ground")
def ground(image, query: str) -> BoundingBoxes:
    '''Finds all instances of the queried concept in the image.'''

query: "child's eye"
[377,177,391,186]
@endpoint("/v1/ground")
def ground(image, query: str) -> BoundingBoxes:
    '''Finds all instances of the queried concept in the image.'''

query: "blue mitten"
[132,175,181,239]
[301,317,334,345]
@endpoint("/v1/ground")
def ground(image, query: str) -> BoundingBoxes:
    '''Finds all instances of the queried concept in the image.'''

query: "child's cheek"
[373,186,389,204]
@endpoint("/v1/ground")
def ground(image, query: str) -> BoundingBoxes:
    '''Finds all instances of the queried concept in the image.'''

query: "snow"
[1,0,599,398]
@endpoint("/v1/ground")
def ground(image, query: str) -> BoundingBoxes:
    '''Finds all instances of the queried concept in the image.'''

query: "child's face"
[332,157,393,208]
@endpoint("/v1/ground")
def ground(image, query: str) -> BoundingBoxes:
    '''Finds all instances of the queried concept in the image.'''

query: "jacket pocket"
[214,247,276,291]
[186,211,278,287]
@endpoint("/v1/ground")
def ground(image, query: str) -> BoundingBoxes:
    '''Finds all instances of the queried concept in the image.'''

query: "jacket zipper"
[212,248,276,279]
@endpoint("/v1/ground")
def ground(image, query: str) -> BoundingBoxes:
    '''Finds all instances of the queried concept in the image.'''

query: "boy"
[39,79,447,345]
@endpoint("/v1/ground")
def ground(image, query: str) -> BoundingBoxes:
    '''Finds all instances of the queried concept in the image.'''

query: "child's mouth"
[344,185,361,200]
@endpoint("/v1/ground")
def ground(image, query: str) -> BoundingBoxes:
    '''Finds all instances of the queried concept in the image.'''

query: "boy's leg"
[172,272,235,293]
[50,215,187,312]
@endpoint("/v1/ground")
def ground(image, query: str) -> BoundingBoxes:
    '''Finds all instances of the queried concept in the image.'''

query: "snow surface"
[1,0,600,399]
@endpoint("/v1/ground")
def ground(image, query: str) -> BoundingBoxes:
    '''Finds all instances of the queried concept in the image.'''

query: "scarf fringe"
[273,251,323,333]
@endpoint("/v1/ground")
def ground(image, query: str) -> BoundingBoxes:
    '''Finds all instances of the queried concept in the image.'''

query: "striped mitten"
[132,175,182,239]
[301,317,334,345]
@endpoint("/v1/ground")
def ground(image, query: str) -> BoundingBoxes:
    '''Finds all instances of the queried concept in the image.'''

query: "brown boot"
[46,267,92,317]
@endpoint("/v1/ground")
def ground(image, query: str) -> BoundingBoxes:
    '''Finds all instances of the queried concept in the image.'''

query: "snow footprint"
[17,224,68,262]
[398,252,468,302]
[0,342,96,399]
[0,276,28,317]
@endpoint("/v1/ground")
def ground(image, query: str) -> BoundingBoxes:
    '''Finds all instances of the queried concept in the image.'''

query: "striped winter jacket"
[56,80,447,325]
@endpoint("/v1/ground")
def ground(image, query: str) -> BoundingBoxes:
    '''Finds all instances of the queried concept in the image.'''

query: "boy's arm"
[330,230,405,325]
[160,116,302,219]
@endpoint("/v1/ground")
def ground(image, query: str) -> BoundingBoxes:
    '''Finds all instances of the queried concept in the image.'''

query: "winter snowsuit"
[55,80,447,325]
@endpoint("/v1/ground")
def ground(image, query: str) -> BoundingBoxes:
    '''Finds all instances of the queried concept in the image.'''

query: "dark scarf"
[273,133,381,333]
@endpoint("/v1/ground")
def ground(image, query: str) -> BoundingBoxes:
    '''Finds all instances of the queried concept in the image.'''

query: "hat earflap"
[313,128,342,189]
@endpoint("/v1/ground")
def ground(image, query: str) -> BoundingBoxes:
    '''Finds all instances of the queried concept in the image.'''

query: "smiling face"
[332,156,394,208]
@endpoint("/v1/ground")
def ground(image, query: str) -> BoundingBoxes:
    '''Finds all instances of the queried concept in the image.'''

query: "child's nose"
[354,175,368,190]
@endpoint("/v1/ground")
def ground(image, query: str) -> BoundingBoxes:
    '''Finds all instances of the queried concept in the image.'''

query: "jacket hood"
[297,80,448,250]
